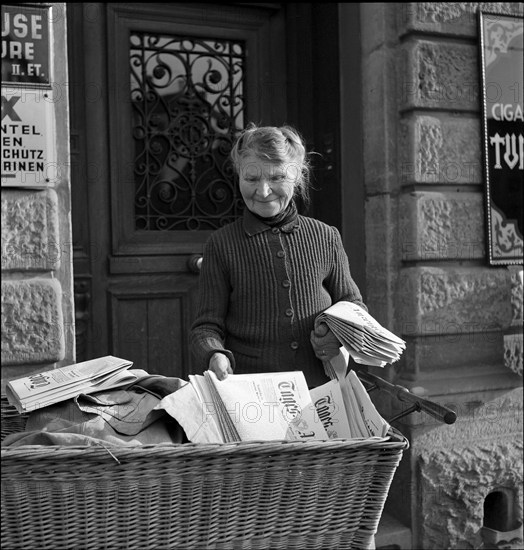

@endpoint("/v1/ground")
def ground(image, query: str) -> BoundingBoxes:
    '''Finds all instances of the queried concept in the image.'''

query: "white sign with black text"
[1,86,56,187]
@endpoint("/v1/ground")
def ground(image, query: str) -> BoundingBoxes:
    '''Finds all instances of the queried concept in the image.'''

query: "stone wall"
[360,3,523,548]
[1,3,74,391]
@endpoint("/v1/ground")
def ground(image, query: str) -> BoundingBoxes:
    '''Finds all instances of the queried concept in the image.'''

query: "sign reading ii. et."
[2,4,50,85]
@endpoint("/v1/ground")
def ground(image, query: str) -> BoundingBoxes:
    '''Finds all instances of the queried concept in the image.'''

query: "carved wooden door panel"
[69,3,288,376]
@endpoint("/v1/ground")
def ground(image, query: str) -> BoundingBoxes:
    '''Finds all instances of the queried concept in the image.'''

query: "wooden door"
[68,3,291,377]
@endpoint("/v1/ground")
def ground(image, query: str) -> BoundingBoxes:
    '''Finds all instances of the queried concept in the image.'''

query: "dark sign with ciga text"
[1,4,50,85]
[479,11,523,265]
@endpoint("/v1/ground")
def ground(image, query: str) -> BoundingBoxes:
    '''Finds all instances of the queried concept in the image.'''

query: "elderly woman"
[190,123,366,388]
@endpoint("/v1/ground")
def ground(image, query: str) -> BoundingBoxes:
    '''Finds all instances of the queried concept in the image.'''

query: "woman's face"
[238,153,299,218]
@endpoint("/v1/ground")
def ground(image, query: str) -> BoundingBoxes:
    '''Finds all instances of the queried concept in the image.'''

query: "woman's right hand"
[209,352,233,381]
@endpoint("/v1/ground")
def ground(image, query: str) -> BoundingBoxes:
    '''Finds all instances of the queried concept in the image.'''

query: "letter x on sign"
[2,96,22,121]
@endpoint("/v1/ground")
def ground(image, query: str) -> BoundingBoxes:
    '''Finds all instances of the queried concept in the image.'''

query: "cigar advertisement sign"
[479,11,523,265]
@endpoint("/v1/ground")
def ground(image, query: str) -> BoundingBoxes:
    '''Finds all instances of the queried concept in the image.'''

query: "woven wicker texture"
[1,398,407,549]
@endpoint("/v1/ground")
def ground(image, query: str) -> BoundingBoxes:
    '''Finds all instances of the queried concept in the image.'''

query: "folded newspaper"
[157,367,390,443]
[157,370,328,443]
[315,301,406,367]
[310,354,390,439]
[5,355,137,413]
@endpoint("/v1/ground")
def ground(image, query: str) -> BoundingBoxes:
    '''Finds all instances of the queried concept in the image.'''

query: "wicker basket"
[1,397,408,550]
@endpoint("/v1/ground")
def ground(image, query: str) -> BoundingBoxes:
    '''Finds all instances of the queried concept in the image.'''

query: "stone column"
[360,3,523,548]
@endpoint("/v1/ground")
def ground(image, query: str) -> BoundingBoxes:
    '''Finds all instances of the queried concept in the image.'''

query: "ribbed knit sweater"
[190,208,366,388]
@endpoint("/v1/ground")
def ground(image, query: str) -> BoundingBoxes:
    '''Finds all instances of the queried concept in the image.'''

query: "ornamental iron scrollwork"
[130,33,246,230]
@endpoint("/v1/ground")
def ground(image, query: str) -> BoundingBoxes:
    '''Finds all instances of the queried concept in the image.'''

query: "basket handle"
[357,371,457,425]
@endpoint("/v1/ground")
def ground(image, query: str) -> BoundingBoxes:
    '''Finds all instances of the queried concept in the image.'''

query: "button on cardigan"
[190,208,366,388]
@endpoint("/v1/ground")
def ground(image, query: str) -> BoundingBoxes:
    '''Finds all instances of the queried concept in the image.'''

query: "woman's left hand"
[310,323,341,361]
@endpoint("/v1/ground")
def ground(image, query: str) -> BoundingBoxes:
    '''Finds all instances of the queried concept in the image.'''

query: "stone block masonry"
[1,189,60,271]
[2,278,65,364]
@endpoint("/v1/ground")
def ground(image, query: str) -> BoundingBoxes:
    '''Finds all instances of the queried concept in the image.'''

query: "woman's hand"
[310,323,341,361]
[209,352,233,380]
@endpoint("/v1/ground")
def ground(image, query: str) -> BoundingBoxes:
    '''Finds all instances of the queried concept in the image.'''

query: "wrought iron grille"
[130,33,246,230]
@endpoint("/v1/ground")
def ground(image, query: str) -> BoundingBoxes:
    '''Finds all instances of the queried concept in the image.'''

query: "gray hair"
[230,123,312,207]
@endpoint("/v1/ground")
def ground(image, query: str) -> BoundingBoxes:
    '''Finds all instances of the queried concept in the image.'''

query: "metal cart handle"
[357,371,457,425]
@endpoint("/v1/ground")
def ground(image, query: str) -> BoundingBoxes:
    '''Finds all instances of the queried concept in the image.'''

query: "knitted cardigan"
[190,208,366,388]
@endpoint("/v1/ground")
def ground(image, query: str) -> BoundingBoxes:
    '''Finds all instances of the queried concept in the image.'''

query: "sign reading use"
[1,87,57,187]
[1,4,50,85]
[479,11,523,265]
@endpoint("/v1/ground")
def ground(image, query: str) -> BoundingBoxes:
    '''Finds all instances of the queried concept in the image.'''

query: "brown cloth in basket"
[130,373,186,398]
[2,375,187,447]
[75,390,165,436]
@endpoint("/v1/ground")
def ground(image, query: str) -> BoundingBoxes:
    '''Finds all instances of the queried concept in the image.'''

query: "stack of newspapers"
[157,370,328,443]
[157,367,390,444]
[6,356,138,413]
[315,301,406,367]
[311,367,390,440]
